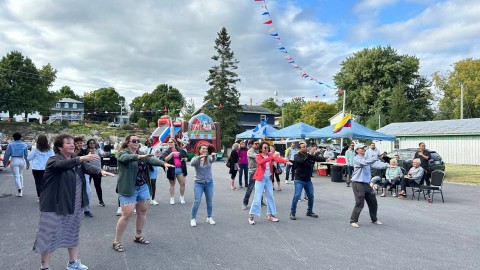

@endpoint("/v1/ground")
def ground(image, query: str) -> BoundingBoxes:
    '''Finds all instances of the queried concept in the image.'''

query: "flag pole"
[340,90,346,148]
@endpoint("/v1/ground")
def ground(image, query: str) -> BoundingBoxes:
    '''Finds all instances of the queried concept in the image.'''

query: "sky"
[0,0,479,111]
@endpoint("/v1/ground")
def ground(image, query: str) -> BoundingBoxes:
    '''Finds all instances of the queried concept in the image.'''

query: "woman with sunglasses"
[113,135,173,252]
[160,139,189,205]
[248,142,292,225]
[190,143,217,227]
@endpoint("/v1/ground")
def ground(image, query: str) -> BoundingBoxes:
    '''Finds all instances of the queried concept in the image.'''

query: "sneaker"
[170,197,175,205]
[380,193,386,197]
[116,207,122,216]
[150,199,159,206]
[285,180,289,184]
[248,216,255,225]
[351,222,360,228]
[290,213,296,220]
[84,211,93,217]
[392,192,397,197]
[98,201,105,207]
[267,215,279,222]
[306,212,318,218]
[179,196,186,204]
[372,220,382,225]
[242,204,247,210]
[206,217,216,225]
[67,259,88,270]
[133,209,136,215]
[15,191,23,197]
[190,219,197,227]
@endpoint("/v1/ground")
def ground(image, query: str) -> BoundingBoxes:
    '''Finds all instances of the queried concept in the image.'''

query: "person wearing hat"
[349,143,389,228]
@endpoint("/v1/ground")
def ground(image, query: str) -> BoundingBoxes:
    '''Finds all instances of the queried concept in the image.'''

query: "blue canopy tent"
[269,122,318,139]
[235,125,279,139]
[307,120,395,141]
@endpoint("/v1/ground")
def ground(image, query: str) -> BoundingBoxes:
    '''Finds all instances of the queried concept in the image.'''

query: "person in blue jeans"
[190,144,217,227]
[290,142,326,220]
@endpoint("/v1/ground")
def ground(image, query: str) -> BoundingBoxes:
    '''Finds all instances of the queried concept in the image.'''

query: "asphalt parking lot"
[1,162,479,270]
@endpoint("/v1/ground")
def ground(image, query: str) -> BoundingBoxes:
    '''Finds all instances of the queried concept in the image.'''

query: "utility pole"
[460,84,464,119]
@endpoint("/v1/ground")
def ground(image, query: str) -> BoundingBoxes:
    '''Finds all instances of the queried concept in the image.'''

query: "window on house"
[55,103,61,108]
[260,115,266,122]
[64,103,69,109]
[72,103,77,109]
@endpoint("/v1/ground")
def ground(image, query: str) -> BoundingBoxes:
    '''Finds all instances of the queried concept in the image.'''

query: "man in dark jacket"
[290,142,326,220]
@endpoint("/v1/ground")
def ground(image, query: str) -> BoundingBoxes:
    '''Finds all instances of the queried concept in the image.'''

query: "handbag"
[226,156,231,168]
[275,167,283,175]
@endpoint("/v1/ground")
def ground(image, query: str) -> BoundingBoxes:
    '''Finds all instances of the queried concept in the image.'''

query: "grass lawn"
[445,164,480,185]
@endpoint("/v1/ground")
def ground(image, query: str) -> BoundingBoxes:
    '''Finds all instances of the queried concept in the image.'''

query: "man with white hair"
[398,158,424,198]
[349,143,389,228]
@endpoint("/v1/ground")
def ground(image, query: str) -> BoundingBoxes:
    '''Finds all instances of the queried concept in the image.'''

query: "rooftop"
[377,118,480,136]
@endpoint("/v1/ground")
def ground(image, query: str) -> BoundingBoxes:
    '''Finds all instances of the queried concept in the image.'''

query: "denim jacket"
[3,141,29,167]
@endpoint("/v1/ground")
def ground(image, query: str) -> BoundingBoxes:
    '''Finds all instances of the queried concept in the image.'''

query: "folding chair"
[108,156,118,173]
[392,167,406,195]
[421,170,445,203]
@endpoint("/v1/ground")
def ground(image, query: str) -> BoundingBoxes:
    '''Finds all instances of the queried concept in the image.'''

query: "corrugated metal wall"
[374,136,480,165]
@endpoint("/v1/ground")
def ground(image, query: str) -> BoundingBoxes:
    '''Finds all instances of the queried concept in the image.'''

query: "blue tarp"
[235,125,279,139]
[307,120,395,141]
[269,122,318,139]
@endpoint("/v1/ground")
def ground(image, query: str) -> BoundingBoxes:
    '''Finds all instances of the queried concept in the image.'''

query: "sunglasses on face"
[130,139,140,143]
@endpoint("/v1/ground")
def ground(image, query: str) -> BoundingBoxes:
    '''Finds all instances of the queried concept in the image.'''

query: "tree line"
[1,29,478,145]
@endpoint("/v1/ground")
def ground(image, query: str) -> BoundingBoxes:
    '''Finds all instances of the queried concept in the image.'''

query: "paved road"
[1,163,479,270]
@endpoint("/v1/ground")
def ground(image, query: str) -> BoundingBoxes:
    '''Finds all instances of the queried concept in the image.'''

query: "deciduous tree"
[299,101,336,128]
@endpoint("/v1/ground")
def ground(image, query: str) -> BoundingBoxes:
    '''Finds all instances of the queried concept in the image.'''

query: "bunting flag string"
[253,0,335,91]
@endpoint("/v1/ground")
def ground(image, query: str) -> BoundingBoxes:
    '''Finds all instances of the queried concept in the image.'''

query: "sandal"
[134,236,150,244]
[113,242,125,252]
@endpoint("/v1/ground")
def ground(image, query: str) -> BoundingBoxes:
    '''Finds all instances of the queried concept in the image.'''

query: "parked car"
[1,141,8,151]
[387,148,445,172]
[109,122,121,127]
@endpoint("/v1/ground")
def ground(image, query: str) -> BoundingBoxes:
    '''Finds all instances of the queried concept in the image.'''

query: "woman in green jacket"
[113,135,173,252]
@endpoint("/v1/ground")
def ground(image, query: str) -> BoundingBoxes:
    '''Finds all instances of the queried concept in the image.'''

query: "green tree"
[333,46,433,128]
[182,98,196,121]
[203,27,241,146]
[299,101,336,128]
[0,51,57,119]
[281,97,305,127]
[433,58,480,119]
[55,85,81,101]
[260,98,281,114]
[84,87,125,122]
[130,84,185,123]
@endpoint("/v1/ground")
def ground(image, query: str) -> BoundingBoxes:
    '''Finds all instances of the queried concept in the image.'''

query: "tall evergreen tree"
[203,27,241,146]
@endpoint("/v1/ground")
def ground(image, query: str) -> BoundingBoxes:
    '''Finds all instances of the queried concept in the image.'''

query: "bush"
[101,121,109,126]
[149,122,157,128]
[137,118,148,129]
[121,124,133,130]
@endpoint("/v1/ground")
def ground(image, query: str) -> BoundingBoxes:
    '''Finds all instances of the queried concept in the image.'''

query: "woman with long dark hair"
[33,134,114,270]
[160,138,188,205]
[248,142,291,225]
[113,135,173,252]
[27,134,54,201]
[190,144,217,227]
[85,138,105,207]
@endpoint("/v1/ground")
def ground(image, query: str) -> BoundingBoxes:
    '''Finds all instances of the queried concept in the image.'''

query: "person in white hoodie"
[27,135,55,201]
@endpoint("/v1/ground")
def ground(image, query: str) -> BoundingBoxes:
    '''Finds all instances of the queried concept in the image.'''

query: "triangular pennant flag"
[263,19,272,24]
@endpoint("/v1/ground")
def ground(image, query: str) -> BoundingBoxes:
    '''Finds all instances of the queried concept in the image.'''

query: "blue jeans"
[238,164,248,187]
[192,181,214,219]
[249,174,276,216]
[84,174,92,211]
[291,180,315,215]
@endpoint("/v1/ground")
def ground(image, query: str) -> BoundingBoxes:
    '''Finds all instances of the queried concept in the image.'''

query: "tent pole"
[340,90,346,148]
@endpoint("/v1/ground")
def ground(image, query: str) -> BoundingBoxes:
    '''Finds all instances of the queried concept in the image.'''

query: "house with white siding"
[375,118,480,165]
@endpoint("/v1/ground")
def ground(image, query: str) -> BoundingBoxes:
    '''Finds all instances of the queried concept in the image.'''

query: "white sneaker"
[179,196,185,204]
[372,220,382,225]
[351,222,360,228]
[190,219,197,227]
[206,217,216,225]
[170,197,175,205]
[133,209,136,215]
[16,191,23,197]
[116,207,122,216]
[150,199,159,205]
[67,259,88,270]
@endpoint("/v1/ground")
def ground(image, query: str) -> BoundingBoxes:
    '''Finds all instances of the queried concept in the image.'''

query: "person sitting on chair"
[398,158,424,198]
[380,159,403,197]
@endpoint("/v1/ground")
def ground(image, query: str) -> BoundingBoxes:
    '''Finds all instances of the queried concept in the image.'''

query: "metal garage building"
[375,118,480,165]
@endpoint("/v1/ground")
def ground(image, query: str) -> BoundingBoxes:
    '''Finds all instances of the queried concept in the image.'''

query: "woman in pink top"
[237,141,249,188]
[160,139,188,205]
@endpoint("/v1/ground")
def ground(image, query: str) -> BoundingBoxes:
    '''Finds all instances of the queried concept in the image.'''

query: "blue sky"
[0,0,478,109]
